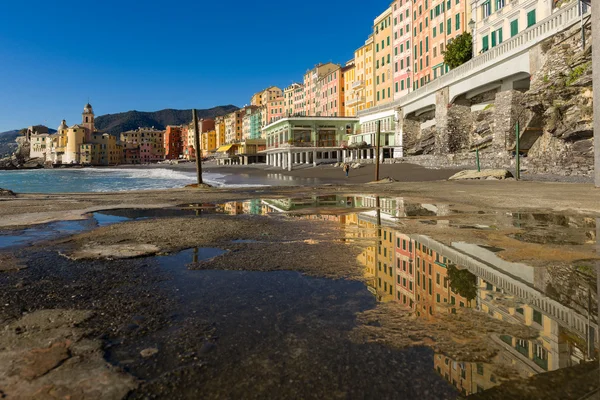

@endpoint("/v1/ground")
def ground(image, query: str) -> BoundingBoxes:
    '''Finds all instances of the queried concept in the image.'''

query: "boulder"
[449,169,514,181]
[0,188,16,197]
[22,158,45,169]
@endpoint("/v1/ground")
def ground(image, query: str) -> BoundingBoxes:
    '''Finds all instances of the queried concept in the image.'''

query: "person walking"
[343,163,350,178]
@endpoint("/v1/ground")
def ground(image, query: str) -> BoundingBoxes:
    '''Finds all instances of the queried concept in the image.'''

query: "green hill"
[94,105,239,135]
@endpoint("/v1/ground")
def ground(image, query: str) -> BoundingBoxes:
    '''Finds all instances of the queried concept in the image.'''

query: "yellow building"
[201,130,217,156]
[63,125,86,164]
[214,116,226,148]
[250,86,283,107]
[374,7,394,106]
[349,36,375,113]
[80,133,123,165]
[343,61,357,116]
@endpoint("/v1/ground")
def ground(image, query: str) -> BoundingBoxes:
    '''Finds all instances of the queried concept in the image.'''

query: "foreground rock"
[65,243,161,260]
[0,187,16,197]
[0,309,137,399]
[449,169,514,181]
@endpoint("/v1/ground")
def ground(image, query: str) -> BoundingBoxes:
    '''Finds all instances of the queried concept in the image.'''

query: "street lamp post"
[468,19,476,57]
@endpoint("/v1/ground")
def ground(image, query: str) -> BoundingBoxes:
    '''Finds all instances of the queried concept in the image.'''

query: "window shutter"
[510,19,518,37]
[498,28,503,44]
[447,18,451,34]
[491,31,497,47]
[482,35,489,50]
[527,10,536,27]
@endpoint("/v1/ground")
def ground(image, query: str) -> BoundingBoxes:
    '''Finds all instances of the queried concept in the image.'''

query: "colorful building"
[251,86,283,107]
[214,116,226,148]
[342,62,357,116]
[29,103,124,166]
[201,130,217,156]
[242,106,264,140]
[120,127,165,164]
[374,7,394,105]
[317,64,349,117]
[392,0,413,100]
[267,97,285,124]
[347,36,375,113]
[164,125,184,159]
[303,63,340,116]
[283,83,304,117]
[225,110,244,144]
[472,0,553,55]
[262,116,357,170]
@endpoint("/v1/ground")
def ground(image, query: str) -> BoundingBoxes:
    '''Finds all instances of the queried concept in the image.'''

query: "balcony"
[347,96,365,106]
[352,80,365,89]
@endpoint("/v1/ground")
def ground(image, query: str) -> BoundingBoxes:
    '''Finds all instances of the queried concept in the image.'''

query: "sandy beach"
[1,177,599,399]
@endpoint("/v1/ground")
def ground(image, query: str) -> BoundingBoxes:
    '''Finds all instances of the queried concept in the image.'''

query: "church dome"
[58,120,68,130]
[83,103,93,114]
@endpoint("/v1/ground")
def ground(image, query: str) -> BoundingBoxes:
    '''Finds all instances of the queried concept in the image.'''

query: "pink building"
[317,65,349,117]
[267,97,285,124]
[303,63,340,116]
[393,0,413,101]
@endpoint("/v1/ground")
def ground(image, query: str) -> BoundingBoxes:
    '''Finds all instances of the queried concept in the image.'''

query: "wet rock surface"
[0,187,15,197]
[0,309,137,399]
[350,303,538,361]
[0,192,598,399]
[449,169,514,181]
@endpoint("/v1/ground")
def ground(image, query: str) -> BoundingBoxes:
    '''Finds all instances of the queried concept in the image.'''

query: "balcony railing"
[347,96,366,106]
[358,1,589,117]
[268,140,348,149]
[352,80,365,89]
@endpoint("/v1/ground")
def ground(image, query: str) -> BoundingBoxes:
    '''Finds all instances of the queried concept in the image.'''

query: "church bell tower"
[82,102,95,142]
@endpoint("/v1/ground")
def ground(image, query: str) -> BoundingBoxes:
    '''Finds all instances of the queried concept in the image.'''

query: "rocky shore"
[0,141,44,170]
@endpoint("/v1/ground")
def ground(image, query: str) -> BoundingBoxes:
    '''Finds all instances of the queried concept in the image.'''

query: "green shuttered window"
[510,19,519,37]
[482,35,489,51]
[527,9,536,27]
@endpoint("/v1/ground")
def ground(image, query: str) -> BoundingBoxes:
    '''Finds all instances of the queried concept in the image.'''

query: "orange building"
[164,125,184,159]
[318,64,350,117]
[413,0,469,89]
[267,97,285,124]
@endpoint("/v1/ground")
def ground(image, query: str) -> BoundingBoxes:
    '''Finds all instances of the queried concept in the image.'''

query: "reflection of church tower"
[82,103,95,142]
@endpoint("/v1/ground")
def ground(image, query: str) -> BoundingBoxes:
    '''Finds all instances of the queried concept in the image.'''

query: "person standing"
[343,163,350,178]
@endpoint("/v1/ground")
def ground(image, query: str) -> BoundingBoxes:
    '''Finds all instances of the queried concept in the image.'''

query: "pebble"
[140,348,159,358]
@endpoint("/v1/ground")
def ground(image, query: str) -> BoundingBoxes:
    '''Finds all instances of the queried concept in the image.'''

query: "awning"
[216,144,235,153]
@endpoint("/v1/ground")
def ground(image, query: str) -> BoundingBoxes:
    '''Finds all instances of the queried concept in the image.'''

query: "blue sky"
[0,0,390,132]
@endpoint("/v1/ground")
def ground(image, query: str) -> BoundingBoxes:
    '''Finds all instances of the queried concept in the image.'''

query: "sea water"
[0,168,271,193]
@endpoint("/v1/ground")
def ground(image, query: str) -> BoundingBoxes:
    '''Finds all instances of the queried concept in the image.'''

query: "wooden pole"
[375,120,381,182]
[515,119,520,181]
[192,109,203,185]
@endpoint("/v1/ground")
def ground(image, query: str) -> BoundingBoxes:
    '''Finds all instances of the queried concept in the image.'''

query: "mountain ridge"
[94,105,240,135]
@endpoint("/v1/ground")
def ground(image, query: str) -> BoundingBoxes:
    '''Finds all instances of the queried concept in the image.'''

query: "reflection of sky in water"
[214,195,599,397]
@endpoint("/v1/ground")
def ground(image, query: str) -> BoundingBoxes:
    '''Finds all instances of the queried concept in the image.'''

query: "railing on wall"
[358,1,589,117]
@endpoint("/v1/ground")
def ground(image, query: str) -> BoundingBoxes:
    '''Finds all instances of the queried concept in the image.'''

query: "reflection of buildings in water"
[346,196,596,397]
